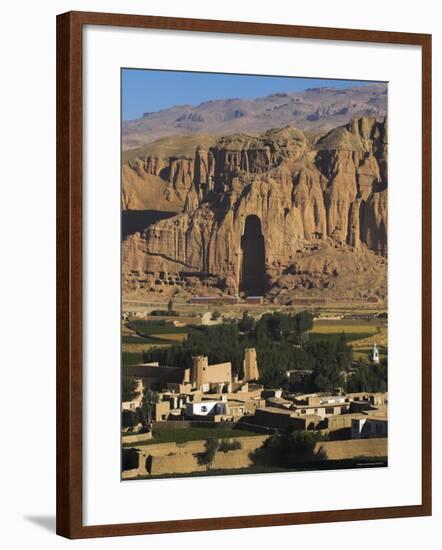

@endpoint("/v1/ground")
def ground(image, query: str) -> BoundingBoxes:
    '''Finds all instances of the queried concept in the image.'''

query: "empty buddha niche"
[240,215,266,296]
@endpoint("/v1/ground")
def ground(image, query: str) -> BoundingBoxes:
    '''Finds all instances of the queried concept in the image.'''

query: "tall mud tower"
[243,348,259,382]
[191,356,208,389]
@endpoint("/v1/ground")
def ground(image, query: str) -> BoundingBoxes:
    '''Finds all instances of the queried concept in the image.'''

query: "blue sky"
[122,69,381,121]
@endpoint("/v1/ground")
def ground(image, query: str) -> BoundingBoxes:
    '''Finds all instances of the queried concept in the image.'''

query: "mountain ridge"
[122,83,387,150]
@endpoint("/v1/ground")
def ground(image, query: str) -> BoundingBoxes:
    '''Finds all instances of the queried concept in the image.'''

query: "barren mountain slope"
[123,84,387,150]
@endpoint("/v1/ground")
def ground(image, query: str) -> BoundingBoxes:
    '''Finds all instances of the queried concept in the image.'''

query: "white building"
[351,416,388,439]
[371,340,380,364]
[185,400,228,417]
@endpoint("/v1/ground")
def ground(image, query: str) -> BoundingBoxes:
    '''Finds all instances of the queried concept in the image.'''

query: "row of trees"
[142,311,314,385]
[143,322,244,373]
[142,311,331,389]
[239,310,313,342]
[140,310,386,393]
[306,335,352,393]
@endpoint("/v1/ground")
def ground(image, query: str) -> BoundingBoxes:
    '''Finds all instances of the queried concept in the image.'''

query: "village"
[122,305,388,479]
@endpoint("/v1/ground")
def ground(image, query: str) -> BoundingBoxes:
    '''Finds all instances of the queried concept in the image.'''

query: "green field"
[122,323,198,360]
[123,425,260,447]
[130,323,200,337]
[139,326,192,335]
[122,351,144,366]
[123,334,168,344]
[308,331,374,344]
[307,318,387,352]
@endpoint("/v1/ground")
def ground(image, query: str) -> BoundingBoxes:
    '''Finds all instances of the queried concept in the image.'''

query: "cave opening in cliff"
[240,215,266,296]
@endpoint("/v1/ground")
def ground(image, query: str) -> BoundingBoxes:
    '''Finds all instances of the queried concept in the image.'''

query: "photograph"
[1,1,435,544]
[120,69,389,480]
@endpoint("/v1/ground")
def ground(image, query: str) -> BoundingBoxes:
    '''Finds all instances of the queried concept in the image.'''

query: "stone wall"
[146,435,269,458]
[149,448,254,475]
[318,437,387,460]
[122,431,152,445]
[122,436,387,479]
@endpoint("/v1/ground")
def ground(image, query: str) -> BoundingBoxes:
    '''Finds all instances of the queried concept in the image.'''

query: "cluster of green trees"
[346,359,388,393]
[238,311,255,332]
[140,310,387,393]
[142,311,316,387]
[254,310,313,343]
[237,310,313,341]
[305,334,352,393]
[122,376,138,401]
[144,322,244,373]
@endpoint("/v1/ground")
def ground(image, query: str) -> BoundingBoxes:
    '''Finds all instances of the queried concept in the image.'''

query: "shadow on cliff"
[122,210,177,240]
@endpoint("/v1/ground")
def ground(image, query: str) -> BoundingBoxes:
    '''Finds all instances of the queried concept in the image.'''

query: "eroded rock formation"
[122,116,388,299]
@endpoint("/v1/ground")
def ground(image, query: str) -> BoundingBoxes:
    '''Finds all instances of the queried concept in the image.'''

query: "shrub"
[197,438,219,469]
[122,376,139,401]
[150,309,179,317]
[238,312,255,332]
[218,440,242,453]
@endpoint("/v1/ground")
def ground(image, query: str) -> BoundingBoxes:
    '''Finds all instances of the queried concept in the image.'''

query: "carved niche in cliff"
[239,215,266,296]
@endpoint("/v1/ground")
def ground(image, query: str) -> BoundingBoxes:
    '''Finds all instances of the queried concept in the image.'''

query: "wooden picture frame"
[56,10,432,539]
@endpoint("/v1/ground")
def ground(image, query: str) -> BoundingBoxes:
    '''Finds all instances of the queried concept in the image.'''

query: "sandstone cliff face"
[122,117,387,297]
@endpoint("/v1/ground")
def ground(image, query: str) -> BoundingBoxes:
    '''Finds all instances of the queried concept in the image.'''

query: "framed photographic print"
[56,11,432,538]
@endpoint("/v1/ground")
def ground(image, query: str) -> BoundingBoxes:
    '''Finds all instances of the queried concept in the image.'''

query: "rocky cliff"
[122,116,388,300]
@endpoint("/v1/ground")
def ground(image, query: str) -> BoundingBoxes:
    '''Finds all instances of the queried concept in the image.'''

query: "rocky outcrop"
[122,117,388,297]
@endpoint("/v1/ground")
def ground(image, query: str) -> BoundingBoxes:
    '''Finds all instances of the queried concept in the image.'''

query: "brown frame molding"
[56,11,432,539]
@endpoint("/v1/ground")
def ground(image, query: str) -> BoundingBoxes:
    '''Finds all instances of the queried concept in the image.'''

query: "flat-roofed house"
[254,407,322,430]
[154,400,171,421]
[351,415,388,439]
[266,396,292,409]
[185,400,228,418]
[326,413,368,439]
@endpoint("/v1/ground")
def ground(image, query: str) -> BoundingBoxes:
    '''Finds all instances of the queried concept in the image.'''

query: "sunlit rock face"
[122,117,388,298]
